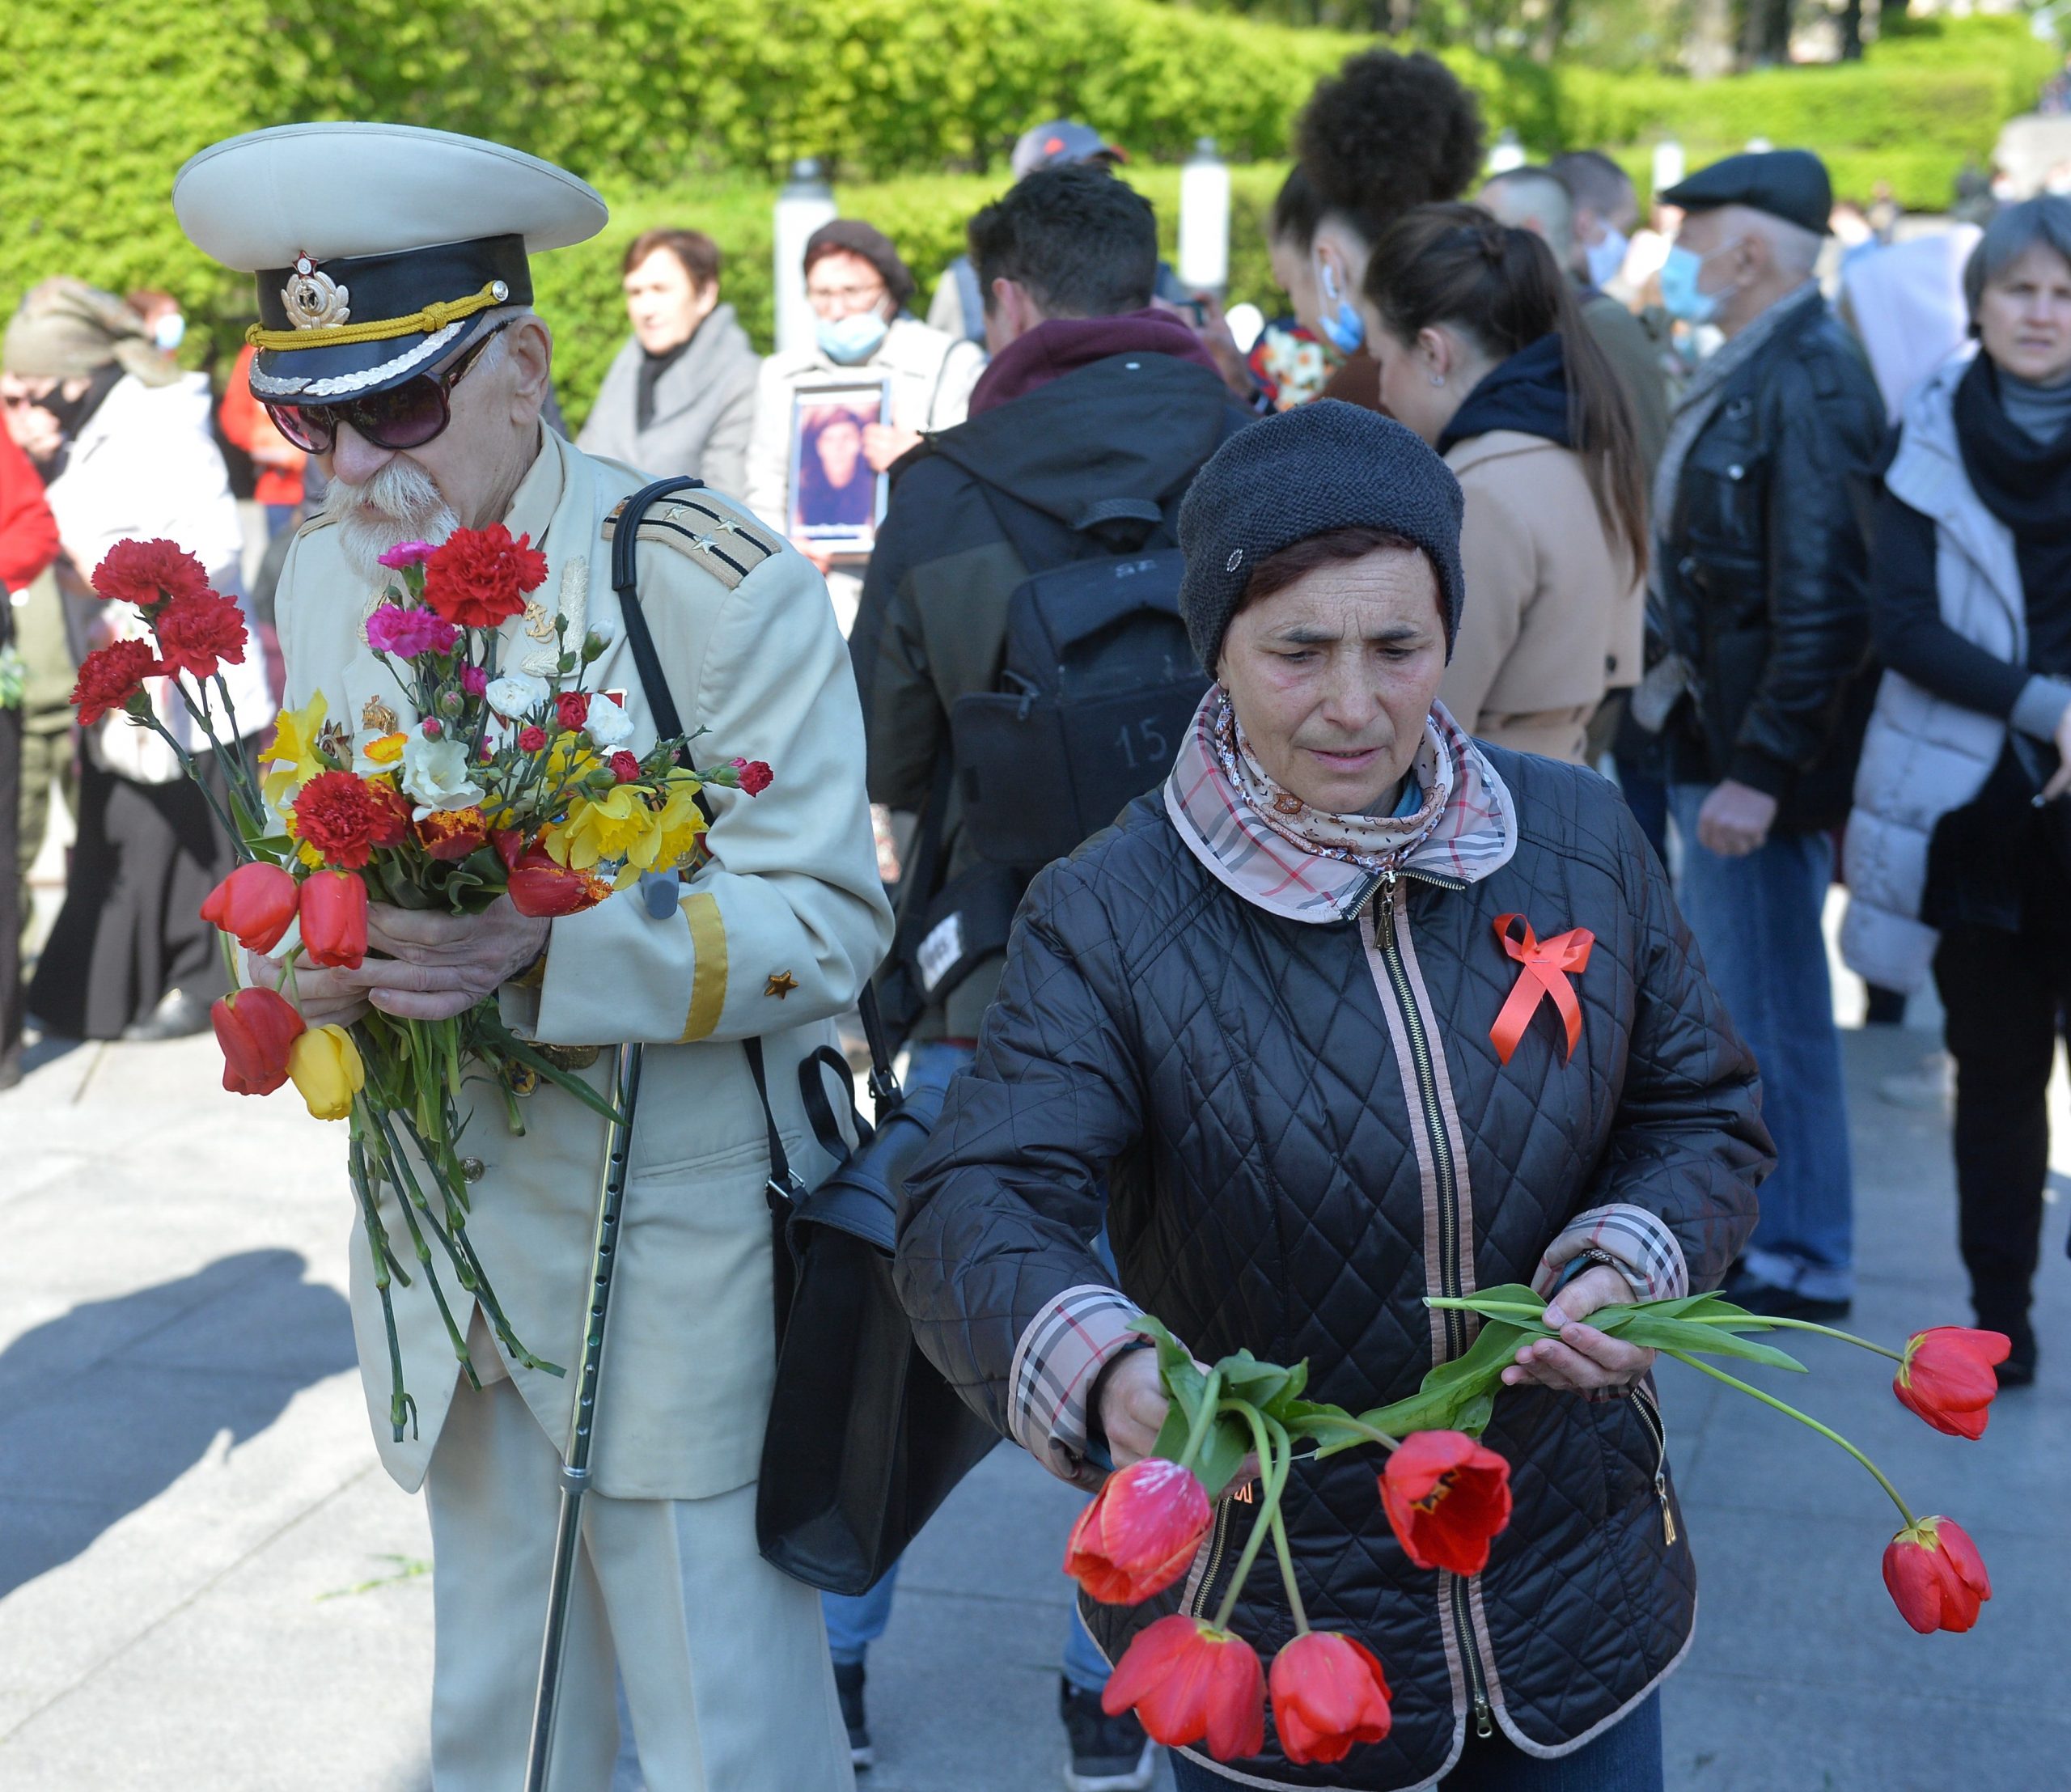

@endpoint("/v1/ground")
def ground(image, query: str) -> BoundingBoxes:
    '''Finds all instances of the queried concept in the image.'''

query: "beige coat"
[1438,430,1644,763]
[273,427,894,1501]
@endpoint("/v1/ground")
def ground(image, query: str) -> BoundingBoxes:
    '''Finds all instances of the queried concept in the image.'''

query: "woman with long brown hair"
[1362,202,1648,762]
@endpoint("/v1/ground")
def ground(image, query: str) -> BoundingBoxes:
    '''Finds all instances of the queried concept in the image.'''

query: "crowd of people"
[3,40,2067,1792]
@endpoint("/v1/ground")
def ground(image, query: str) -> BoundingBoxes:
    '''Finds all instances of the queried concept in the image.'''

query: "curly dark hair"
[1295,49,1486,245]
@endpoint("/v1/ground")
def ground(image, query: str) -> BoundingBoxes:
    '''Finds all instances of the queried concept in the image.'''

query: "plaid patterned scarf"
[1163,687,1517,924]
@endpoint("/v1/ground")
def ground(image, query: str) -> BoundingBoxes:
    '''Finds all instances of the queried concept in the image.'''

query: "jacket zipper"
[1190,1493,1235,1624]
[1375,868,1493,1740]
[1633,1383,1675,1545]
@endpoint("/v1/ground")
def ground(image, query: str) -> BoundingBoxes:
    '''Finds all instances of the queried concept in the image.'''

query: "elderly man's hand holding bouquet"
[70,528,771,1438]
[1082,1294,2010,1769]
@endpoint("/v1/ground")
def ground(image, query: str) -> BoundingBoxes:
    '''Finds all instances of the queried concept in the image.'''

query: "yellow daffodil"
[362,731,406,766]
[288,1023,364,1121]
[261,691,330,810]
[554,785,661,870]
[651,775,709,872]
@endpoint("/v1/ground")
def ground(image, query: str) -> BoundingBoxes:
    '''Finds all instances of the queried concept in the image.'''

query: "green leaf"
[1608,1315,1806,1373]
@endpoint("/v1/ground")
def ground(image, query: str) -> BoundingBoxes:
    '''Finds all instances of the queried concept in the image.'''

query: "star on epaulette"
[711,515,748,536]
[690,534,720,553]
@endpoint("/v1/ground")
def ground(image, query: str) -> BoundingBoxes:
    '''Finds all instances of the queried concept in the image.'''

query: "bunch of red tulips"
[1069,1311,2010,1769]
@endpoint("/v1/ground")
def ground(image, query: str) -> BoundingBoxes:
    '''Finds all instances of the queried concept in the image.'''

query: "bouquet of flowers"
[70,529,772,1439]
[1074,1293,2010,1767]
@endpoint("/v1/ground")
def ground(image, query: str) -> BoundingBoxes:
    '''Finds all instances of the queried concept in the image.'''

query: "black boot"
[1061,1677,1154,1792]
[832,1658,872,1769]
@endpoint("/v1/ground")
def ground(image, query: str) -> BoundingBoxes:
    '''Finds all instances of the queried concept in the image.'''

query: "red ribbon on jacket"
[1489,913,1595,1066]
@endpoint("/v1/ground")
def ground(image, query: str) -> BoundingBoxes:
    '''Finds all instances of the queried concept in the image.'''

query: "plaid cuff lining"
[1008,1285,1147,1489]
[1533,1202,1689,1303]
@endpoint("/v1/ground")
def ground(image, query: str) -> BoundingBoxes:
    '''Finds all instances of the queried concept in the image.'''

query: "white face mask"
[152,311,187,352]
[1584,228,1630,290]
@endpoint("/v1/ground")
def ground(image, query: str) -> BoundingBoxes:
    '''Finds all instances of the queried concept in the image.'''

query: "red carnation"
[518,725,548,754]
[91,538,210,608]
[71,639,163,727]
[609,751,641,782]
[736,759,773,796]
[151,590,249,680]
[555,690,590,731]
[292,771,410,871]
[421,524,548,630]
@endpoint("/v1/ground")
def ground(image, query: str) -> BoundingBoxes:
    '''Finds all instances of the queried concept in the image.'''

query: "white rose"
[400,733,486,817]
[583,693,634,748]
[485,673,550,719]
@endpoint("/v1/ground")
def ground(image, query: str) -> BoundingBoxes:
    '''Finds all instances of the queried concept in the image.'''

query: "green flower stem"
[365,1109,477,1387]
[1680,1314,1904,1362]
[349,1125,417,1442]
[1263,1418,1311,1635]
[1664,1350,1915,1526]
[1175,1368,1224,1476]
[1211,1400,1290,1634]
[1429,1297,1544,1319]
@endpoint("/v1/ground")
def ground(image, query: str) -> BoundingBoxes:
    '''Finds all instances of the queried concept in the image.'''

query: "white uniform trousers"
[425,1374,855,1792]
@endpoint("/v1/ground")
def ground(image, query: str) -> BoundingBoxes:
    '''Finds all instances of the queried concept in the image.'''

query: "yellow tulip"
[289,1023,364,1121]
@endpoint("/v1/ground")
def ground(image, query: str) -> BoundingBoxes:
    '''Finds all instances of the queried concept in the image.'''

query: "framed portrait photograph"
[787,379,892,553]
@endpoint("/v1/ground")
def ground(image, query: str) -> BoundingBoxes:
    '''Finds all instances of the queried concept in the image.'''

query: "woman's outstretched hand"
[1501,1264,1656,1396]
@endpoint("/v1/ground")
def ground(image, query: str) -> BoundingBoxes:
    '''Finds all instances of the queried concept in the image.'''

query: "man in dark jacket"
[851,164,1251,1049]
[843,162,1250,1790]
[1649,149,1885,1323]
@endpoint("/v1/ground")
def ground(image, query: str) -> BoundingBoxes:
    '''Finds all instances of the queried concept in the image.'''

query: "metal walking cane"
[523,1038,643,1791]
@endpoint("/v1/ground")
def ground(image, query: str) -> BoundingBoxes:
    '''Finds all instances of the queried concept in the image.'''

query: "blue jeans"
[1669,786,1853,1301]
[819,1037,1114,1692]
[1166,1692,1662,1791]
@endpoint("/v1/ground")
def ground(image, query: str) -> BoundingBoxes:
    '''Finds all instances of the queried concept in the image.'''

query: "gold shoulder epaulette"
[602,490,780,593]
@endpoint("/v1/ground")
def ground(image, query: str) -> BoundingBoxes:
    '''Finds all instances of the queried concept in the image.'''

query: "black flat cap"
[1176,401,1465,674]
[1662,148,1833,238]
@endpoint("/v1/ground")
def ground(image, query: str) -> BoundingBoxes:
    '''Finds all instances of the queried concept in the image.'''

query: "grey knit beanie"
[1175,400,1466,674]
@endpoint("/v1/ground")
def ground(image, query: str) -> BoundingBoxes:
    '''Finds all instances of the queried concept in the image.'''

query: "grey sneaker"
[832,1658,873,1769]
[1061,1678,1155,1792]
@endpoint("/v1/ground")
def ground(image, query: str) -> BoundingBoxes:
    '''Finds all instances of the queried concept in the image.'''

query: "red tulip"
[416,805,489,863]
[1268,1631,1393,1765]
[1893,1328,2011,1440]
[1379,1430,1514,1576]
[299,871,368,969]
[1102,1614,1264,1762]
[211,985,307,1095]
[1065,1458,1213,1605]
[200,861,299,955]
[1883,1515,1991,1634]
[503,842,613,918]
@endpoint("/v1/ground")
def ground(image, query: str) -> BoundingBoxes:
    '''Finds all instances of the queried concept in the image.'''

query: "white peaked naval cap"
[172,122,608,402]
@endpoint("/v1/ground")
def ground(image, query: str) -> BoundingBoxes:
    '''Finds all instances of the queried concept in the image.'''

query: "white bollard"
[1179,138,1230,298]
[773,159,837,356]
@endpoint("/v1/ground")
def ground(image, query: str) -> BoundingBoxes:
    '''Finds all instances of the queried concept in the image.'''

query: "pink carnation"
[377,540,437,570]
[460,664,488,697]
[366,604,460,660]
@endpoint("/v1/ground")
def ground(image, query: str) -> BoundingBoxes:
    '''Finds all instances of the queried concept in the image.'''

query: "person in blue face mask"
[743,218,985,629]
[1287,48,1487,412]
[1645,148,1887,1328]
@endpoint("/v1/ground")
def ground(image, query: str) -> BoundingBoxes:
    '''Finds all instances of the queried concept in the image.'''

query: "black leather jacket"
[1657,290,1885,832]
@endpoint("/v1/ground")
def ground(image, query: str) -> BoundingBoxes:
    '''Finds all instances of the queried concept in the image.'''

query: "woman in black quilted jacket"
[895,402,1772,1792]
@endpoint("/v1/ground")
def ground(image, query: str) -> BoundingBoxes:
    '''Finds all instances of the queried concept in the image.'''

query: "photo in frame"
[788,379,892,552]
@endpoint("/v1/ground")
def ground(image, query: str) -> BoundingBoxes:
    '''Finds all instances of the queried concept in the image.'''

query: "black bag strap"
[612,475,705,750]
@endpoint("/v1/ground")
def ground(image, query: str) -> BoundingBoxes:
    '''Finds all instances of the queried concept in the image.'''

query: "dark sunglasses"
[262,320,510,455]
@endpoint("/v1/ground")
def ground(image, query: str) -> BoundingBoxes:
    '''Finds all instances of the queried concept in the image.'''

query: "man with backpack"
[844,163,1251,1790]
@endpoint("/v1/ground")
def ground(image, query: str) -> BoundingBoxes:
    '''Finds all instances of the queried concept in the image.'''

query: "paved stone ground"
[2,1019,2065,1791]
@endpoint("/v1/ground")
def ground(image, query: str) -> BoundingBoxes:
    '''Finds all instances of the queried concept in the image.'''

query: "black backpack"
[950,535,1205,869]
[879,494,1209,1037]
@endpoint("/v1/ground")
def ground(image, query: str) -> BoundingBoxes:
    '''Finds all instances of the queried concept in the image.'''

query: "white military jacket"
[274,426,893,1498]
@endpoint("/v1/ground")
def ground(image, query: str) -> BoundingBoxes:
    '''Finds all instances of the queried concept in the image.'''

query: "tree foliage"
[0,2,2044,427]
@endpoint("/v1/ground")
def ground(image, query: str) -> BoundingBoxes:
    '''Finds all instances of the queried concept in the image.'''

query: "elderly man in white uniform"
[173,124,891,1790]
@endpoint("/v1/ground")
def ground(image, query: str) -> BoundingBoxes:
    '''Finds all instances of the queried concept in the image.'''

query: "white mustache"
[319,460,460,585]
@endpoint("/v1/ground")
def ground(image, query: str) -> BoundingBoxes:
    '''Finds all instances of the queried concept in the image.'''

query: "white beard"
[314,458,461,586]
